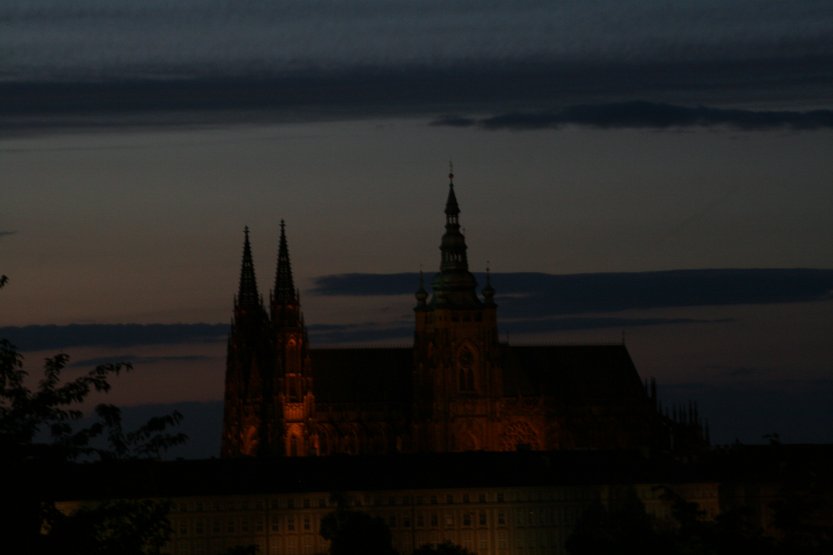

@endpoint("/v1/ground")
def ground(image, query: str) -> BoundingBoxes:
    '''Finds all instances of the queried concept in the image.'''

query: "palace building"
[221,172,704,459]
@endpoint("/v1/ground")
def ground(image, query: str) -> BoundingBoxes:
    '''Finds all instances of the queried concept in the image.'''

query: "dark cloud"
[433,102,833,131]
[3,2,832,136]
[306,316,727,345]
[0,323,227,351]
[313,269,833,318]
[68,354,214,369]
[502,316,731,334]
[5,1,833,79]
[3,57,833,137]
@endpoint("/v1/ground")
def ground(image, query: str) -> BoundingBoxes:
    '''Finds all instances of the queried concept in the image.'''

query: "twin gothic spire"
[235,220,297,315]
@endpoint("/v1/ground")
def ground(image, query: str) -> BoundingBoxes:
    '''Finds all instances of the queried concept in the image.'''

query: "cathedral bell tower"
[271,221,316,456]
[413,170,501,452]
[222,227,276,457]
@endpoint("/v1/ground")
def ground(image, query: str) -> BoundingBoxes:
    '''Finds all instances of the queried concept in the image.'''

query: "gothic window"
[242,425,259,455]
[458,347,475,392]
[287,337,299,375]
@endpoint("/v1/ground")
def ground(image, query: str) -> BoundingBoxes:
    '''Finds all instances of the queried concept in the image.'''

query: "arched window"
[458,347,475,392]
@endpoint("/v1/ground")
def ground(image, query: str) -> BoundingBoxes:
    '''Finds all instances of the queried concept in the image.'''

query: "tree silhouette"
[319,495,396,555]
[1,278,187,554]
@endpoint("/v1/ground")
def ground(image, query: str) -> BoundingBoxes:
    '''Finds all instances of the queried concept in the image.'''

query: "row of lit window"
[176,514,317,536]
[369,491,503,506]
[173,497,329,513]
[385,510,501,529]
[174,504,588,538]
[171,486,612,515]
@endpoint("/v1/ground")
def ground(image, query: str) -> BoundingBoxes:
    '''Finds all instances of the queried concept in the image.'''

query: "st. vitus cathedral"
[222,172,705,458]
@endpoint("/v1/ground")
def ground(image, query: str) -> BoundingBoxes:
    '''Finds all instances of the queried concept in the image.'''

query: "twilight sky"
[2,1,833,457]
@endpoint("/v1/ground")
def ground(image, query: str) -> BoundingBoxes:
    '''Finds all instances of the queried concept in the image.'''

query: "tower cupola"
[430,170,481,307]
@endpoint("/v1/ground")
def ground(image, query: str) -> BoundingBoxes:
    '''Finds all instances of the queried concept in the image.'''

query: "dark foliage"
[567,483,832,555]
[1,286,187,555]
[40,499,173,555]
[320,498,396,555]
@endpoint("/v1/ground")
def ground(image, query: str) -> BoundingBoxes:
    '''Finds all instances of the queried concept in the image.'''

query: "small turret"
[415,269,428,307]
[482,264,496,305]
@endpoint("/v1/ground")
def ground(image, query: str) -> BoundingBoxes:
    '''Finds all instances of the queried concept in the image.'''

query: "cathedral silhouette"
[222,172,703,457]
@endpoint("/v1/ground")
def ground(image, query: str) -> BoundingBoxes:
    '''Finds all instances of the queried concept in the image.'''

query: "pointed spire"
[237,226,261,310]
[445,163,460,218]
[274,220,296,305]
[482,262,496,305]
[440,172,468,273]
[431,167,481,307]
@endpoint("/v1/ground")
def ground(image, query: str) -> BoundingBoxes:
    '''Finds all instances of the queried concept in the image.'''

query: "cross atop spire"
[445,165,460,219]
[274,220,296,305]
[236,226,261,311]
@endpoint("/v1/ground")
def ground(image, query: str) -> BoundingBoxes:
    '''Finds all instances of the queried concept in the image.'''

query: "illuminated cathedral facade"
[222,173,701,458]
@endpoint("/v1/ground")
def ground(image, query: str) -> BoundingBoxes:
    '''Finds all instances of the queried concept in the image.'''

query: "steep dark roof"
[311,344,645,407]
[501,344,645,402]
[310,347,413,405]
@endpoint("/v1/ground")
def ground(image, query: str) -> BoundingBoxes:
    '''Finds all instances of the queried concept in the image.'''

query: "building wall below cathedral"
[61,482,716,555]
